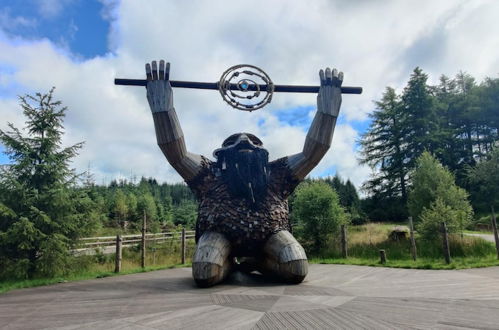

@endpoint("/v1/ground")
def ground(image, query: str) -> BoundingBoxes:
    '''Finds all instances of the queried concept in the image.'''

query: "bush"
[409,152,473,240]
[292,181,348,253]
[418,198,457,240]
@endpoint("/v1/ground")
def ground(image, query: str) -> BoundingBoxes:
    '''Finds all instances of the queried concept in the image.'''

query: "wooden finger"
[165,62,170,80]
[145,63,152,80]
[152,61,158,80]
[332,68,338,79]
[325,68,332,84]
[319,69,325,84]
[159,60,165,80]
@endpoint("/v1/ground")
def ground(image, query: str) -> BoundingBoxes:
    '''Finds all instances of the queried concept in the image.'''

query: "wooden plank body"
[152,111,202,182]
[192,232,232,287]
[260,231,308,284]
[287,108,338,181]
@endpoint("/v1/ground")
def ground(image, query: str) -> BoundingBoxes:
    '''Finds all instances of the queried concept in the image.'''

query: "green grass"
[463,229,494,235]
[308,222,499,269]
[311,256,499,269]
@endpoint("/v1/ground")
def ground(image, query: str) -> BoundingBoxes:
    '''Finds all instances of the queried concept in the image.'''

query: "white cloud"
[36,0,75,19]
[1,0,499,192]
[0,9,37,31]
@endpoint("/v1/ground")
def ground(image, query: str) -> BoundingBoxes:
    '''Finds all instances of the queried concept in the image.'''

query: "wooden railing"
[73,229,196,272]
[77,231,195,249]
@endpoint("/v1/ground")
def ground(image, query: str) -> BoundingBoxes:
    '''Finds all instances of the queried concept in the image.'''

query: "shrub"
[292,181,348,253]
[409,152,473,240]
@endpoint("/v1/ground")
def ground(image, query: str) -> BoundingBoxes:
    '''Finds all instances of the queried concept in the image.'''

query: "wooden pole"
[114,235,122,273]
[491,206,499,260]
[181,228,186,264]
[341,224,348,258]
[141,210,146,268]
[441,222,451,264]
[408,217,417,261]
[379,249,386,264]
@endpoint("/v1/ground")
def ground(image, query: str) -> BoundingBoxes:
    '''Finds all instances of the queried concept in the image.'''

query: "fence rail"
[73,230,195,257]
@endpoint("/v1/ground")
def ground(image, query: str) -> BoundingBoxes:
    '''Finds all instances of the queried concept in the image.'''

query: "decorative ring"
[218,64,274,111]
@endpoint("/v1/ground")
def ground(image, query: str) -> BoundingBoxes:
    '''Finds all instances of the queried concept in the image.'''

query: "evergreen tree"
[408,152,473,239]
[0,88,97,279]
[433,74,462,170]
[172,200,198,228]
[401,67,438,168]
[112,189,129,228]
[467,146,499,214]
[476,77,499,154]
[453,72,480,165]
[137,192,159,231]
[360,86,409,202]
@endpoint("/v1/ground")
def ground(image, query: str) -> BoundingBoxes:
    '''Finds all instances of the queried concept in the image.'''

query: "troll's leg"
[261,230,308,284]
[192,231,232,287]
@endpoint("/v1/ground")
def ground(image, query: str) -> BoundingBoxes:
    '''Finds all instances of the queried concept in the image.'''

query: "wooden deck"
[1,264,499,329]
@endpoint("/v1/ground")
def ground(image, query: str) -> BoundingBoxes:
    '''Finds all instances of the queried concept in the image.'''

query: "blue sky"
[0,0,109,164]
[1,0,109,59]
[0,0,108,164]
[1,0,498,189]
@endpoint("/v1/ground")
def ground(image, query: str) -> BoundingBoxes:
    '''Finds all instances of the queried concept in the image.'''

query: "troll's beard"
[216,147,269,205]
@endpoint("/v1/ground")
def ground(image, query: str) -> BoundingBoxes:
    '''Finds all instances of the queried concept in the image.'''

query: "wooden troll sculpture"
[145,60,343,287]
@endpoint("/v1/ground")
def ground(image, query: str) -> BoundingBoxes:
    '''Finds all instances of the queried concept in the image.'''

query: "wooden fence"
[73,230,196,272]
[76,231,195,251]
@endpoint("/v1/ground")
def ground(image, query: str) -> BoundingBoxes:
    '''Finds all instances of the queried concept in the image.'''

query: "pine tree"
[0,88,96,279]
[467,146,499,214]
[401,67,438,169]
[360,87,409,201]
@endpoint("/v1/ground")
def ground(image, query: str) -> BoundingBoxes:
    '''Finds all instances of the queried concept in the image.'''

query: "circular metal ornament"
[218,64,274,111]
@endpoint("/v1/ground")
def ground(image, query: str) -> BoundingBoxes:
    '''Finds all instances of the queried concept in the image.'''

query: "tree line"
[359,68,499,221]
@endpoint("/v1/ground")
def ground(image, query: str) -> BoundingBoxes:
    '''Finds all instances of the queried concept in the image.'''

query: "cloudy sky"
[1,0,498,191]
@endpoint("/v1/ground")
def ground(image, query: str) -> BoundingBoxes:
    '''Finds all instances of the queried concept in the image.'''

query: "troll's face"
[213,133,269,204]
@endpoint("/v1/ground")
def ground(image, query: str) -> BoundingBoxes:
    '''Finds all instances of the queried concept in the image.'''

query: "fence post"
[409,216,417,261]
[115,235,122,273]
[141,210,146,268]
[441,222,451,264]
[379,249,386,264]
[491,206,499,260]
[181,228,186,264]
[341,224,348,258]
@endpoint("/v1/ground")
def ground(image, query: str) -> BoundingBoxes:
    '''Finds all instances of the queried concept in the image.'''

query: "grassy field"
[463,229,494,235]
[311,222,499,269]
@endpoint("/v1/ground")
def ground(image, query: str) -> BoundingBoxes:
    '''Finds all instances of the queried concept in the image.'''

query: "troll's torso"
[187,157,300,256]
